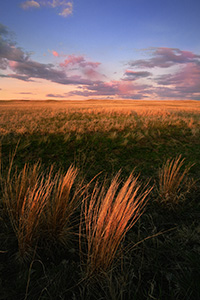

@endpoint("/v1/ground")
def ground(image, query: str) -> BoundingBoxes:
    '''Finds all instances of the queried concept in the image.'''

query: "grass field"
[0,100,200,299]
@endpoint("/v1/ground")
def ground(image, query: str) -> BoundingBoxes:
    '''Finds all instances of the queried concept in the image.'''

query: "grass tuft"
[1,159,80,258]
[43,165,79,245]
[80,171,153,275]
[157,155,193,207]
[1,162,50,258]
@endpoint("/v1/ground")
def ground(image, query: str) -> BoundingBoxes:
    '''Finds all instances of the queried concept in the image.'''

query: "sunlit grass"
[1,162,48,257]
[80,172,153,274]
[157,155,193,207]
[43,165,80,245]
[1,158,81,258]
[0,100,200,136]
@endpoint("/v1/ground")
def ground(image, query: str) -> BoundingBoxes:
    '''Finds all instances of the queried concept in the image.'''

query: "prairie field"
[0,100,200,299]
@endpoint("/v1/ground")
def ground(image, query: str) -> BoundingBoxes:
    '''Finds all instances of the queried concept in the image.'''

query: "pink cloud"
[21,1,73,17]
[157,63,200,90]
[155,63,200,99]
[60,55,85,67]
[52,50,59,57]
[20,1,40,10]
[60,54,102,79]
[68,80,151,99]
[59,2,73,17]
[129,47,200,69]
[122,70,152,81]
[9,60,18,68]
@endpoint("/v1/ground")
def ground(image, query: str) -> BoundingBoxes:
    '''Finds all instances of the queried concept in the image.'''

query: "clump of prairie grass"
[1,157,80,258]
[79,171,153,275]
[43,165,80,245]
[1,162,48,258]
[157,155,194,208]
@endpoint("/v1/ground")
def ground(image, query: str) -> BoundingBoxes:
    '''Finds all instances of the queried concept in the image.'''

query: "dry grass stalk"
[2,163,52,257]
[2,159,80,256]
[158,155,193,206]
[80,172,152,274]
[44,165,79,244]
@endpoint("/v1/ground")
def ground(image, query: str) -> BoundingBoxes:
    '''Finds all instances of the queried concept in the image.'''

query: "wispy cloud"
[20,0,73,17]
[19,92,34,94]
[128,47,200,69]
[46,93,66,98]
[0,23,9,36]
[1,23,200,100]
[20,1,40,10]
[52,50,60,57]
[122,70,152,81]
[59,2,73,17]
[154,63,200,99]
[8,60,95,85]
[7,73,33,81]
[60,54,102,79]
[0,24,95,86]
[68,80,151,99]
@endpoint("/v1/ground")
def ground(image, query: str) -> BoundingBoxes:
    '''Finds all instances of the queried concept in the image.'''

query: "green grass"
[0,100,200,299]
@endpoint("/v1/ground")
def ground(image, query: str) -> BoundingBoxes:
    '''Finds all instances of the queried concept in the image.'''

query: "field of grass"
[0,100,200,299]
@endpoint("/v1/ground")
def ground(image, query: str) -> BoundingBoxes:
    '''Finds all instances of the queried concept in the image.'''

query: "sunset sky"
[0,0,200,100]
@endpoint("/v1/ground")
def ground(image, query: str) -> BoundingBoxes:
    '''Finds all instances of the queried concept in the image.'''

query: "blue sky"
[0,0,200,100]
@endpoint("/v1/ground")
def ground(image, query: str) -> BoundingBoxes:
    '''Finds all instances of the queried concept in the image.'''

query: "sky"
[0,0,200,100]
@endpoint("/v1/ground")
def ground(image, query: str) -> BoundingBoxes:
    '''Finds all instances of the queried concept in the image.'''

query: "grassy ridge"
[0,100,200,299]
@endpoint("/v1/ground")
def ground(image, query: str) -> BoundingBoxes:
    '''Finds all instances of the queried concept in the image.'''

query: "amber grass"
[0,100,200,136]
[79,171,153,275]
[157,155,193,207]
[1,158,81,258]
[1,162,51,258]
[43,165,80,245]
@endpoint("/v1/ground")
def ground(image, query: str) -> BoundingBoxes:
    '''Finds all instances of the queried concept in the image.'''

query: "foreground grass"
[0,100,200,299]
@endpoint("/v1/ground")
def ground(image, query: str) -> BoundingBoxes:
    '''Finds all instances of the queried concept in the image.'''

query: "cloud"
[60,55,84,67]
[59,2,73,17]
[1,23,199,100]
[46,0,71,8]
[46,93,66,98]
[8,73,32,81]
[21,1,40,9]
[0,24,30,70]
[8,60,95,85]
[68,80,151,99]
[59,54,101,69]
[0,24,9,36]
[19,92,34,94]
[21,0,73,17]
[52,50,59,57]
[122,70,152,81]
[0,24,97,86]
[128,47,200,69]
[60,54,101,79]
[155,63,200,99]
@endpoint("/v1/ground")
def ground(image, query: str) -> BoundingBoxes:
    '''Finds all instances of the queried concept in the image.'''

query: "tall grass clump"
[80,171,153,275]
[43,165,80,245]
[1,162,50,258]
[1,157,80,258]
[157,155,193,207]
